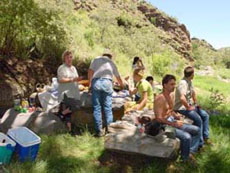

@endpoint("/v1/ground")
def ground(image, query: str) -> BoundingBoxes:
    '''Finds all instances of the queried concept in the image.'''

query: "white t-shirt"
[57,64,80,101]
[89,56,120,80]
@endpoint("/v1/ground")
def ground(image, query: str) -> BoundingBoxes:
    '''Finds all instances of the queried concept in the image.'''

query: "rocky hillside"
[74,0,193,61]
[1,0,227,112]
[191,37,230,68]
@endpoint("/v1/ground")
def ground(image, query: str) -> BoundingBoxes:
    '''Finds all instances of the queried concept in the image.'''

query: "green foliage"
[149,17,156,25]
[208,88,226,110]
[149,51,184,78]
[0,0,67,60]
[116,15,132,28]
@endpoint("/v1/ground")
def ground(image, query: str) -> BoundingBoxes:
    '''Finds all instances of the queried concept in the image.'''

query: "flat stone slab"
[0,108,67,134]
[105,121,180,158]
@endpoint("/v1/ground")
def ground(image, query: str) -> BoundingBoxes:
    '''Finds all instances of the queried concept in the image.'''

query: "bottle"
[14,97,21,111]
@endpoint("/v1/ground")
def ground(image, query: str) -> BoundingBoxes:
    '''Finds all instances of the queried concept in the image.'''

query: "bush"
[0,0,67,59]
[208,87,226,110]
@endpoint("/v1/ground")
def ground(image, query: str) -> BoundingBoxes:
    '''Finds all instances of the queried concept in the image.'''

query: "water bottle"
[52,77,58,90]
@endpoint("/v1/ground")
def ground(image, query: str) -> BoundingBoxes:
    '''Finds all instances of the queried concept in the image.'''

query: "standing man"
[88,49,124,137]
[154,74,200,162]
[174,66,210,148]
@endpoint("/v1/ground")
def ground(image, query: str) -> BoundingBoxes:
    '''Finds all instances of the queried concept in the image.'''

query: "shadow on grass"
[98,150,169,173]
[202,151,230,173]
[210,114,230,130]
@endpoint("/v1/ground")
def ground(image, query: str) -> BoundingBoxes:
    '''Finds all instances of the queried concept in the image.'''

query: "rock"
[72,106,125,128]
[0,108,67,135]
[0,82,14,115]
[29,112,67,135]
[0,109,39,133]
[137,4,193,61]
[105,121,180,158]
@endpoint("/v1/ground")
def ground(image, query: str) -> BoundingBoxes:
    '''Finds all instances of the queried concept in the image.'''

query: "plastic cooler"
[0,132,16,164]
[7,127,41,162]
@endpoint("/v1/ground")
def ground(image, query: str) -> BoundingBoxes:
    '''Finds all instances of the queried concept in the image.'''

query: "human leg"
[175,128,191,161]
[180,124,200,153]
[196,108,210,139]
[92,81,103,134]
[178,110,204,146]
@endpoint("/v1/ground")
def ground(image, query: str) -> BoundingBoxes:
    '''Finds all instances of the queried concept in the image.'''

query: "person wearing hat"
[174,66,211,148]
[128,68,153,111]
[88,49,124,137]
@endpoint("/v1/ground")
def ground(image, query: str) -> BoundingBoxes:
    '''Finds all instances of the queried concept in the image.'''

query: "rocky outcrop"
[0,57,56,114]
[137,4,193,61]
[191,37,216,51]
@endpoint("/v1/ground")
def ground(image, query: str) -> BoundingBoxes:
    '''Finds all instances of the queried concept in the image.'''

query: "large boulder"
[105,121,180,158]
[72,92,127,128]
[28,112,67,135]
[0,108,67,135]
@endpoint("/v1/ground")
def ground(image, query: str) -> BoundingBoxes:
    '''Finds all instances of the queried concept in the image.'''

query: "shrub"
[0,0,67,59]
[208,87,226,110]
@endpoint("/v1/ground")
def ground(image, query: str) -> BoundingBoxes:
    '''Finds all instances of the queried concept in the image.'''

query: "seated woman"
[57,50,82,134]
[127,69,153,112]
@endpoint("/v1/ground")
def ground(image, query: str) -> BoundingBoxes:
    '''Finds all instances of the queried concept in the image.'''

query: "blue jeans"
[178,107,209,146]
[175,124,200,161]
[92,78,113,134]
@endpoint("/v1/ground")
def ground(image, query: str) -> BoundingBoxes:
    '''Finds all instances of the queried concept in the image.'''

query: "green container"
[0,133,16,164]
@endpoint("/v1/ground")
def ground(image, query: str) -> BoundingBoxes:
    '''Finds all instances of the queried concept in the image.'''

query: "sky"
[148,0,230,49]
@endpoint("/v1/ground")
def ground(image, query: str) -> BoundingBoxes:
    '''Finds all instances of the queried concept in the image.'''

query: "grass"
[2,113,230,173]
[1,73,230,172]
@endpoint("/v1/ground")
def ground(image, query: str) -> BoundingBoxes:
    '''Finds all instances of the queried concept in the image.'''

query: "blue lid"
[7,127,41,147]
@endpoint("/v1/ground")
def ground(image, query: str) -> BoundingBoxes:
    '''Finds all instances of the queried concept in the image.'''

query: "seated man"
[128,69,153,110]
[174,66,211,147]
[154,74,200,162]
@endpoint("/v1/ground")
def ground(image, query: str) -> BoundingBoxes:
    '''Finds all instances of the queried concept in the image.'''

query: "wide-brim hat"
[102,48,113,57]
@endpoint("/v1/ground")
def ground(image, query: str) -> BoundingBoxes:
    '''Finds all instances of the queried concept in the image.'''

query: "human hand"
[187,106,195,111]
[62,107,72,115]
[175,121,183,128]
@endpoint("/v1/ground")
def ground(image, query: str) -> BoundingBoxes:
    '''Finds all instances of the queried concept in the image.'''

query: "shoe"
[188,154,197,166]
[69,130,75,136]
[95,130,104,137]
[204,138,212,145]
[198,146,205,153]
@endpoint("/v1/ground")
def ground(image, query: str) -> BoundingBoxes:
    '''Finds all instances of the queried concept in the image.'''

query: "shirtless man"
[154,74,200,161]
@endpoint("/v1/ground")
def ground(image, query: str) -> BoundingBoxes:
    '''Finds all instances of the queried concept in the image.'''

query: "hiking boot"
[69,130,75,137]
[95,130,104,137]
[198,146,205,153]
[188,154,197,166]
[181,154,197,166]
[204,138,212,145]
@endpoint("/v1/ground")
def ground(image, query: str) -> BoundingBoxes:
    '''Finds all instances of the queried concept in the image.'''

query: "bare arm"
[154,96,182,128]
[88,69,94,88]
[136,92,147,110]
[116,76,124,89]
[192,90,197,105]
[180,94,194,110]
[129,87,138,96]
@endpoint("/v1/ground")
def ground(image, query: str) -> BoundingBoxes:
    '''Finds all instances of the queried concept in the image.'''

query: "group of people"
[154,67,211,162]
[57,49,211,162]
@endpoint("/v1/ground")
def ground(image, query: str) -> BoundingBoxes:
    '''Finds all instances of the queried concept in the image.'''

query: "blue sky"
[148,0,230,49]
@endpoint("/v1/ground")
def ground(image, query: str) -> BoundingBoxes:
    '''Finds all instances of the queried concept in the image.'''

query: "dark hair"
[184,66,194,78]
[146,76,154,82]
[102,54,112,59]
[133,56,140,65]
[162,74,176,86]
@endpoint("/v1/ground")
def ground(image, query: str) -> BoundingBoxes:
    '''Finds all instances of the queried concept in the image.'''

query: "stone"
[0,109,38,133]
[29,112,67,135]
[105,121,180,158]
[0,108,67,135]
